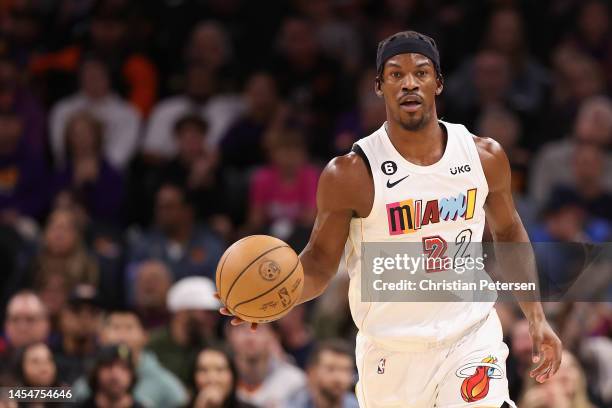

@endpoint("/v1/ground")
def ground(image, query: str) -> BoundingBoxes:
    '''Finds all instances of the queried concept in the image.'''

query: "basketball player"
[221,31,562,407]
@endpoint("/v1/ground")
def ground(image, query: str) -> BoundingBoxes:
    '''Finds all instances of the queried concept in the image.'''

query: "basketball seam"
[217,235,256,296]
[230,256,300,310]
[224,244,288,304]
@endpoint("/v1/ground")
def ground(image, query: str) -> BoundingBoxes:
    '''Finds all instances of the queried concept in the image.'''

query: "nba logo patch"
[377,358,386,374]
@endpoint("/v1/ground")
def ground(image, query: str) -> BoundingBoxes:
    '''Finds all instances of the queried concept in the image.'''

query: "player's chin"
[400,116,426,131]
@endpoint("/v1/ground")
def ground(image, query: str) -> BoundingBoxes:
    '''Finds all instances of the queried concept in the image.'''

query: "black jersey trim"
[351,144,372,177]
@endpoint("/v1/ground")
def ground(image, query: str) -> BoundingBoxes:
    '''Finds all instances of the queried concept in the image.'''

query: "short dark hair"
[376,30,442,79]
[156,182,197,210]
[306,339,354,368]
[88,345,136,393]
[173,114,209,137]
[103,309,145,329]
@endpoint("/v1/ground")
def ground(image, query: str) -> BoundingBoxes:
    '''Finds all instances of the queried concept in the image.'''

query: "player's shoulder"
[471,135,508,164]
[318,150,373,215]
[322,150,370,182]
[471,135,510,191]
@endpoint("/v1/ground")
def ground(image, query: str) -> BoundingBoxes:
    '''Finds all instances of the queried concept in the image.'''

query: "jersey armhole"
[351,144,372,177]
[467,135,490,198]
[350,143,375,219]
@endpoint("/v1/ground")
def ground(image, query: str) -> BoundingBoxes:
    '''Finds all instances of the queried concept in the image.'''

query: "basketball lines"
[222,244,289,310]
[232,256,301,312]
[216,235,256,296]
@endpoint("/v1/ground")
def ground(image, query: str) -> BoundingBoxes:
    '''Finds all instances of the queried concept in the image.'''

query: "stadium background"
[0,0,610,407]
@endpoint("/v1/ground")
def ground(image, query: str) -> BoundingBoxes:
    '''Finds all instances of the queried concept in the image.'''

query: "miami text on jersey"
[386,188,478,235]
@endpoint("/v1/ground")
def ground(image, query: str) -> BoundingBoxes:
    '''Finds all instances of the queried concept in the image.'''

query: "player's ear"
[435,75,444,96]
[375,76,383,98]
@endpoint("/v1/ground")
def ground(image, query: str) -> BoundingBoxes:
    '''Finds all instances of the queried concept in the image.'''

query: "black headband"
[376,36,441,78]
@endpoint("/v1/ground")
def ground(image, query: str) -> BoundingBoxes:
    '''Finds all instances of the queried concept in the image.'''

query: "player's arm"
[298,152,372,303]
[476,136,562,383]
[220,151,372,326]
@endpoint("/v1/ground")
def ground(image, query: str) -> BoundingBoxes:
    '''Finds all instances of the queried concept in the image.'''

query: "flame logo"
[456,356,502,403]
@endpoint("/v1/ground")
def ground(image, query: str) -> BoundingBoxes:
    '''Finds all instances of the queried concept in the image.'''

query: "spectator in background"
[271,16,345,156]
[0,3,44,69]
[0,110,49,223]
[530,96,612,207]
[220,72,282,171]
[531,188,605,243]
[160,115,228,228]
[73,310,188,408]
[14,342,60,388]
[183,21,238,92]
[143,63,243,158]
[538,47,607,146]
[333,68,387,154]
[49,57,141,171]
[53,285,103,385]
[554,144,612,221]
[481,7,549,116]
[54,111,123,224]
[0,54,46,157]
[506,319,532,400]
[245,128,318,243]
[530,189,610,300]
[9,342,62,407]
[476,107,531,215]
[227,323,306,407]
[444,50,514,131]
[36,270,70,334]
[580,333,612,406]
[129,183,224,281]
[2,291,50,348]
[286,340,358,408]
[563,0,612,88]
[0,291,50,381]
[296,0,363,75]
[190,347,257,408]
[519,350,593,408]
[148,277,221,385]
[132,261,172,330]
[25,208,99,296]
[273,305,315,369]
[80,344,144,408]
[29,3,158,116]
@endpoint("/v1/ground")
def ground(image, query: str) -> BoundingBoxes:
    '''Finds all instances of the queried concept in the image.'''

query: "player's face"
[378,53,442,131]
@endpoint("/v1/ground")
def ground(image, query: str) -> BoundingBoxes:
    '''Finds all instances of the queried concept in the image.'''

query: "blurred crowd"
[0,0,611,407]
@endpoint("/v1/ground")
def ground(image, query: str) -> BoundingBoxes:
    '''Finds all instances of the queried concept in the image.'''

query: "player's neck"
[385,117,446,166]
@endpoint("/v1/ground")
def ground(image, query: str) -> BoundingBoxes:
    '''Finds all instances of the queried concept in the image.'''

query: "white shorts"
[355,310,517,408]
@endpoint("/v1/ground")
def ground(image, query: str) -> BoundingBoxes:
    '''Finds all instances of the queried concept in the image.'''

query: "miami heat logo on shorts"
[455,356,503,403]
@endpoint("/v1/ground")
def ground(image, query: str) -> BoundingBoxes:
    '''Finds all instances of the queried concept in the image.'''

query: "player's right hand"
[214,292,258,331]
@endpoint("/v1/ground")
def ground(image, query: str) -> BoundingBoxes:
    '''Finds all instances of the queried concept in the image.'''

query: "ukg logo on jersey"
[386,188,477,235]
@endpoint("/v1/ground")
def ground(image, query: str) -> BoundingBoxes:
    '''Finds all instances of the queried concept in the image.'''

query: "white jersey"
[346,120,492,349]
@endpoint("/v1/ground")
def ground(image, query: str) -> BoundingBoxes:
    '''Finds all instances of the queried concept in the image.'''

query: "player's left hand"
[528,318,562,383]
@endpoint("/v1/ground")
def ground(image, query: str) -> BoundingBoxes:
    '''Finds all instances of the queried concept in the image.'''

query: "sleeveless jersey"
[346,120,492,349]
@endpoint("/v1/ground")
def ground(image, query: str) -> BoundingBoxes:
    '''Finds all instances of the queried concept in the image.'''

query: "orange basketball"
[215,235,304,323]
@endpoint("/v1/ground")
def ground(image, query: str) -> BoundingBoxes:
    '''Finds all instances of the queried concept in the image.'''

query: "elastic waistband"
[360,311,491,352]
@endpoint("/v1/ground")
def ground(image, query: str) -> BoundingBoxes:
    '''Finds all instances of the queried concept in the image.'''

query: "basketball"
[215,235,304,323]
